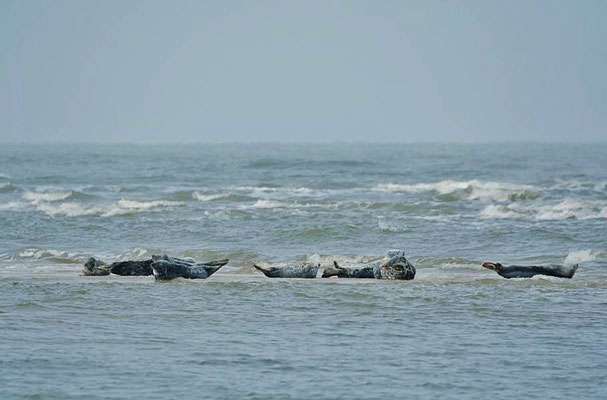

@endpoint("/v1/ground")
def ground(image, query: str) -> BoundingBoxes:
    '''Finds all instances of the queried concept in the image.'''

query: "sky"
[1,0,606,143]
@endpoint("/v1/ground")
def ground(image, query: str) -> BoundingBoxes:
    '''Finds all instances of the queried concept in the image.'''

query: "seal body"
[482,262,578,279]
[110,260,153,276]
[254,262,319,278]
[83,257,110,276]
[150,254,228,280]
[322,250,415,280]
[322,261,375,278]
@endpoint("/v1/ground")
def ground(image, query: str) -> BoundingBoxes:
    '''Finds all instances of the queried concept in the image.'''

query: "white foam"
[32,199,184,217]
[117,199,183,209]
[564,249,597,266]
[193,192,231,201]
[23,191,72,204]
[234,186,315,194]
[480,204,525,219]
[0,201,26,210]
[377,217,407,232]
[252,199,288,209]
[373,180,541,202]
[35,202,102,217]
[480,199,607,221]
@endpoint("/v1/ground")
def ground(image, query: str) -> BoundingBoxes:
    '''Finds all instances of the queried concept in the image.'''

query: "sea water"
[0,143,605,399]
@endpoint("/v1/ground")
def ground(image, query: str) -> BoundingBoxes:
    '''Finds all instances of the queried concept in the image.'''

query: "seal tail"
[253,264,270,276]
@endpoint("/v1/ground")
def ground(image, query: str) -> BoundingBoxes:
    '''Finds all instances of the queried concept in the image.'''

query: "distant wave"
[20,195,185,218]
[23,190,73,204]
[192,191,255,202]
[248,199,341,210]
[373,180,542,202]
[11,248,84,264]
[480,199,607,221]
[0,183,21,192]
[234,186,316,194]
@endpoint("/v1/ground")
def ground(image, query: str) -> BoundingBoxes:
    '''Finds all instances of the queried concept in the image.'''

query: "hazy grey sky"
[1,0,605,142]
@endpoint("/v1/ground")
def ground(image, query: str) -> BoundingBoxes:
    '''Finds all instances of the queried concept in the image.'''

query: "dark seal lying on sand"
[151,254,229,280]
[482,262,578,279]
[83,255,228,280]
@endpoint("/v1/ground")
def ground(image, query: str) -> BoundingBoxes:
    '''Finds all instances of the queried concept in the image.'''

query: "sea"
[0,142,605,399]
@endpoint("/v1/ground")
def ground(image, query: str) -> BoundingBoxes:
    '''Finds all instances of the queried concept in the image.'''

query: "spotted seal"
[323,250,415,280]
[83,257,111,276]
[150,254,228,280]
[322,261,375,278]
[253,262,320,278]
[482,262,578,279]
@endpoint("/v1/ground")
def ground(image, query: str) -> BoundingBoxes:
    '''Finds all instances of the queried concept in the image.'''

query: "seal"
[150,254,228,280]
[110,259,153,276]
[83,257,110,276]
[323,250,415,280]
[374,250,415,280]
[322,261,375,278]
[253,262,320,278]
[482,262,578,279]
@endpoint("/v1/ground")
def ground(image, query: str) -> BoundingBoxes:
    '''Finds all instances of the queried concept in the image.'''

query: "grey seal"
[110,259,153,276]
[322,261,375,278]
[323,250,415,280]
[151,254,228,280]
[253,262,320,278]
[83,257,111,276]
[482,262,578,279]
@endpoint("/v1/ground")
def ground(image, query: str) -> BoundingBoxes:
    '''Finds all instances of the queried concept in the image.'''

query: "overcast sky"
[1,0,605,143]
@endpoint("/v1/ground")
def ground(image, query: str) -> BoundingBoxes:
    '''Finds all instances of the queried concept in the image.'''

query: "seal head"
[83,257,110,276]
[374,250,415,280]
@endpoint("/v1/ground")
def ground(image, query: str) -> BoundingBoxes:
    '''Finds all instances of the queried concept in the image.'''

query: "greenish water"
[0,143,606,399]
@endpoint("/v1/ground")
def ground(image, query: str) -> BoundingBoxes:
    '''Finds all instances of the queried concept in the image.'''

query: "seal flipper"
[321,261,341,278]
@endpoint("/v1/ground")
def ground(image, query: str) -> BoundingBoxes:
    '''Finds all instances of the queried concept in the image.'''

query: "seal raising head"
[322,250,415,280]
[83,257,110,276]
[373,250,416,280]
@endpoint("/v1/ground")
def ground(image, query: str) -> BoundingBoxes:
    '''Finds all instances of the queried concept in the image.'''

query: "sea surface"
[0,143,606,399]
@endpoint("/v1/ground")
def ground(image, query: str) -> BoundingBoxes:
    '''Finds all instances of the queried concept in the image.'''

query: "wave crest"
[480,199,607,221]
[373,180,541,202]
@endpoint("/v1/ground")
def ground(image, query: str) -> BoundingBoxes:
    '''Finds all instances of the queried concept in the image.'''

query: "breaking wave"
[563,249,599,266]
[248,199,341,210]
[0,183,21,192]
[480,199,607,221]
[23,191,73,204]
[24,197,185,218]
[373,180,542,202]
[192,192,254,202]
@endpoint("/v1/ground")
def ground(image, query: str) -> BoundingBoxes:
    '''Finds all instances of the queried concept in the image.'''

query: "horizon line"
[1,139,606,145]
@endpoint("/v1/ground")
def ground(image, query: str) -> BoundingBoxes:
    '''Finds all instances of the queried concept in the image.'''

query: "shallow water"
[0,143,606,399]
